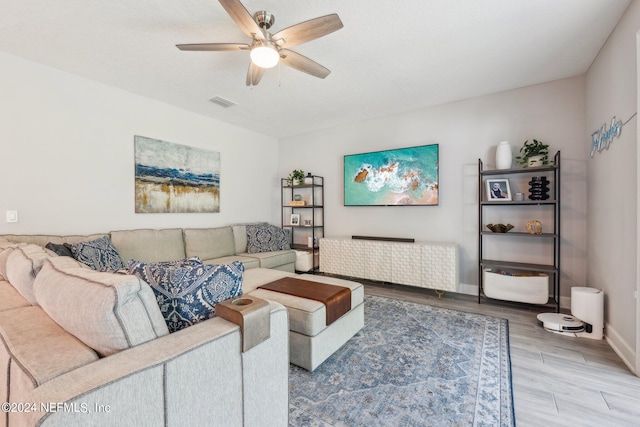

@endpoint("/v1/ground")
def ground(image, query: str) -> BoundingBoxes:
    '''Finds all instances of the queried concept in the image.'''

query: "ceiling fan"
[177,0,344,86]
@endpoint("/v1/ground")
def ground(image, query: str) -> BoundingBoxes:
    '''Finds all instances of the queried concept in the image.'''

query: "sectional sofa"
[0,223,296,426]
[4,223,297,272]
[0,223,367,426]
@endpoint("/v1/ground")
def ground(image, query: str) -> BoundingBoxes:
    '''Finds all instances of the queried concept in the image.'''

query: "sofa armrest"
[19,302,289,427]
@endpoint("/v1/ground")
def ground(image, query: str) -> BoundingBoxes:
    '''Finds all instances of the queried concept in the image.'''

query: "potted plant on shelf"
[286,169,305,186]
[515,139,550,167]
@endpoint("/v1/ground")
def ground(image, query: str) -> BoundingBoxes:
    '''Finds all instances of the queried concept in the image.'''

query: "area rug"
[289,294,515,426]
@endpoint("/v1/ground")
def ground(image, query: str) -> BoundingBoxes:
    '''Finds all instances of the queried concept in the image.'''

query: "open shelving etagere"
[478,151,561,312]
[281,175,324,272]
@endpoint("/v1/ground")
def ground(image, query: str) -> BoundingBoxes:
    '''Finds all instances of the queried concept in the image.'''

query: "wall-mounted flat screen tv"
[344,144,439,206]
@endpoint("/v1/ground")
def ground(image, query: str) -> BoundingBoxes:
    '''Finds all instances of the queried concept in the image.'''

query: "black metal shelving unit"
[281,175,324,272]
[478,151,561,312]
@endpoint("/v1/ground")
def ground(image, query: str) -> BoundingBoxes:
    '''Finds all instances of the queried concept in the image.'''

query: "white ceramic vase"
[495,141,512,169]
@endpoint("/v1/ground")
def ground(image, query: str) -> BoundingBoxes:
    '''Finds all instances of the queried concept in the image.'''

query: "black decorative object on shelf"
[528,176,550,200]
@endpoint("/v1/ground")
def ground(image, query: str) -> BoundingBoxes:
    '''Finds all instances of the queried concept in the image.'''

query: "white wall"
[279,76,587,299]
[585,0,639,373]
[0,52,280,235]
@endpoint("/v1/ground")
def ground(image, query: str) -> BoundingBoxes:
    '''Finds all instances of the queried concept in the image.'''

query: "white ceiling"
[0,0,631,138]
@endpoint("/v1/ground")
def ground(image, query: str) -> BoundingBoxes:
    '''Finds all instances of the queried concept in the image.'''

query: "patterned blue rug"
[289,294,515,426]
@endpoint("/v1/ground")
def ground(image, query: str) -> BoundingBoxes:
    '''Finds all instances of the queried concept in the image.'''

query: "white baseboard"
[605,323,637,375]
[458,282,476,296]
[463,285,636,374]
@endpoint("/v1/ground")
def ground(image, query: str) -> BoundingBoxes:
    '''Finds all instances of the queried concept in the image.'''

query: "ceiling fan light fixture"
[250,42,279,68]
[176,1,343,85]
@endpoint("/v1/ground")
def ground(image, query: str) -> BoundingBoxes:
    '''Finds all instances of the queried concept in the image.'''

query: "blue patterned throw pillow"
[128,257,203,269]
[246,223,291,254]
[128,259,244,333]
[71,236,125,272]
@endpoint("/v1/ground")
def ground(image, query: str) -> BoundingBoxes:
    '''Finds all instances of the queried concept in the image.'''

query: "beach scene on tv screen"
[344,144,439,206]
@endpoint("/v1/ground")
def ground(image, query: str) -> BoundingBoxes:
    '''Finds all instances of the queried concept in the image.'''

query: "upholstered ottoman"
[244,269,364,371]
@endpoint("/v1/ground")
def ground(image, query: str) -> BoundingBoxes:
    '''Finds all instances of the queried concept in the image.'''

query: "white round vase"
[495,141,512,169]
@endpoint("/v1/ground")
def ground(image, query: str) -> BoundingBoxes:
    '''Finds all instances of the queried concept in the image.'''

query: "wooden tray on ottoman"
[258,277,351,325]
[247,273,364,371]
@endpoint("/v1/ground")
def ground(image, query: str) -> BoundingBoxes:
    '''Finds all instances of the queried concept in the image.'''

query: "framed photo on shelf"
[290,213,301,225]
[486,179,511,201]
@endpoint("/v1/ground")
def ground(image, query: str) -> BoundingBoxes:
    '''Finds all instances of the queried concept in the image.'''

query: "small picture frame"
[290,213,301,225]
[486,179,511,201]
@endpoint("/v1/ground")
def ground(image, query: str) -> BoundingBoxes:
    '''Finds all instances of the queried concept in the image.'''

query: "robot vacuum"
[537,312,585,334]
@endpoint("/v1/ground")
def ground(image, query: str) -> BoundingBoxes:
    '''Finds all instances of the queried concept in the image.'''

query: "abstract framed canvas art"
[134,136,220,213]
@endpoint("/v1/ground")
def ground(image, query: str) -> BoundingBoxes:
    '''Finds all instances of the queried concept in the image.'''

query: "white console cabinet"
[319,238,459,292]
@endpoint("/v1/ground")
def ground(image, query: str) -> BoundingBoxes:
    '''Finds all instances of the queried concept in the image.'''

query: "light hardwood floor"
[362,282,640,427]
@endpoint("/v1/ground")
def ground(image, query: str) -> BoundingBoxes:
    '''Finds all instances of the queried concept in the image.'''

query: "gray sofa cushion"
[0,234,107,247]
[231,224,250,254]
[5,244,52,305]
[0,280,30,311]
[0,237,20,249]
[0,306,98,386]
[242,250,296,269]
[34,257,169,356]
[184,227,236,260]
[110,229,186,263]
[203,255,260,269]
[0,244,26,281]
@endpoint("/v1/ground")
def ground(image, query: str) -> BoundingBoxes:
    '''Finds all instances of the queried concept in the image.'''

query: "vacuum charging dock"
[537,287,604,339]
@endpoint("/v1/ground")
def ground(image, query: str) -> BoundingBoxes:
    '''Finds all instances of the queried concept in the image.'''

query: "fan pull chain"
[278,59,282,87]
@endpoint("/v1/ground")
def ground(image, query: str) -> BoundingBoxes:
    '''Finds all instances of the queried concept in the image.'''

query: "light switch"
[6,210,18,223]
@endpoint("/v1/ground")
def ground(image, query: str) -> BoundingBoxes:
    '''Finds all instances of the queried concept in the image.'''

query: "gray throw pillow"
[45,242,73,257]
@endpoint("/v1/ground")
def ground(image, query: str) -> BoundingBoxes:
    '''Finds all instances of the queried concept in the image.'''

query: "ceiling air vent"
[209,96,237,108]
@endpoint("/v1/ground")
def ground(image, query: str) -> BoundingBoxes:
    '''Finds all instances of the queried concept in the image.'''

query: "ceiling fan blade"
[219,0,264,40]
[272,14,343,48]
[176,43,250,51]
[280,49,330,79]
[246,63,266,86]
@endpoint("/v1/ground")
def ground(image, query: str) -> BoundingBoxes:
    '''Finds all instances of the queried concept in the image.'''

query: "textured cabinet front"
[320,238,459,291]
[319,238,364,278]
[421,245,458,292]
[391,244,422,286]
[364,242,392,282]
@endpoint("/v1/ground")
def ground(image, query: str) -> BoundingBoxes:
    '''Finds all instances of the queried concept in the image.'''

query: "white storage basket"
[295,250,313,272]
[483,269,548,304]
